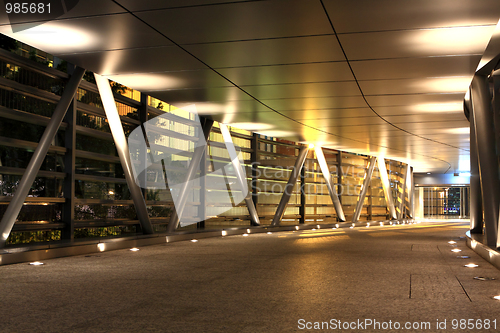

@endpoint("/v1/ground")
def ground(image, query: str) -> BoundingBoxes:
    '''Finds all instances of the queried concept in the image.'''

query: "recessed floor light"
[451,249,462,252]
[221,230,227,236]
[267,232,272,234]
[29,261,44,266]
[242,234,249,237]
[97,243,105,252]
[312,228,316,231]
[493,295,500,300]
[335,224,339,228]
[448,241,457,244]
[295,226,299,230]
[474,276,495,281]
[464,263,479,268]
[191,239,198,242]
[379,222,384,226]
[130,248,139,252]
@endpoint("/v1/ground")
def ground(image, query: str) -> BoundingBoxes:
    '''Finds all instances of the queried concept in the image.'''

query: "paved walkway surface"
[1,220,500,332]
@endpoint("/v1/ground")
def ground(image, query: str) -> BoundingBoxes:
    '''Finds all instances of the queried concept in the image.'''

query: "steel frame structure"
[0,50,415,248]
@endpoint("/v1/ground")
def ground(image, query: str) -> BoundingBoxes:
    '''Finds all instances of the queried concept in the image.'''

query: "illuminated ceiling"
[1,0,499,173]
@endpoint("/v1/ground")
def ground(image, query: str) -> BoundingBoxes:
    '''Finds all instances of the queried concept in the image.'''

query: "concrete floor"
[1,221,500,332]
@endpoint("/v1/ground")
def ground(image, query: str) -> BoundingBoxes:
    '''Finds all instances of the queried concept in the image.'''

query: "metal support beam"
[94,73,154,235]
[251,133,260,206]
[315,146,345,222]
[0,66,85,248]
[272,146,309,226]
[352,157,376,223]
[139,93,149,200]
[408,167,415,219]
[299,164,306,224]
[167,118,214,232]
[62,90,77,241]
[197,147,207,230]
[471,75,499,247]
[398,165,408,220]
[469,91,482,233]
[219,123,260,226]
[378,157,397,220]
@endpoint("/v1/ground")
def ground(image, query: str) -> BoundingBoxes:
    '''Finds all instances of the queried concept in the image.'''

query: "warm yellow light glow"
[105,73,183,91]
[295,226,299,230]
[335,224,339,228]
[221,230,227,236]
[308,144,315,149]
[97,243,105,252]
[405,25,495,55]
[443,127,470,135]
[366,223,370,228]
[412,77,471,93]
[242,234,249,237]
[267,232,272,234]
[227,122,275,131]
[246,229,251,233]
[0,24,97,54]
[379,222,384,227]
[411,102,463,113]
[256,130,296,138]
[108,190,114,195]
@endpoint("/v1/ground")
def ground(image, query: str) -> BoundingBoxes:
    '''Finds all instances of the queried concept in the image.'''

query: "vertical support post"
[471,75,499,247]
[299,161,306,224]
[272,146,310,226]
[337,151,343,208]
[315,146,345,221]
[408,167,415,219]
[167,118,214,232]
[0,67,85,248]
[219,123,260,226]
[460,187,464,218]
[94,73,154,235]
[469,93,482,233]
[378,157,397,220]
[352,156,376,223]
[62,89,77,241]
[251,133,260,207]
[197,147,207,230]
[398,165,408,220]
[139,93,149,200]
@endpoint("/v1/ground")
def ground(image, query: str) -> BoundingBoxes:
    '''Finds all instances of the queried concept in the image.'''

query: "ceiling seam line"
[319,0,463,161]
